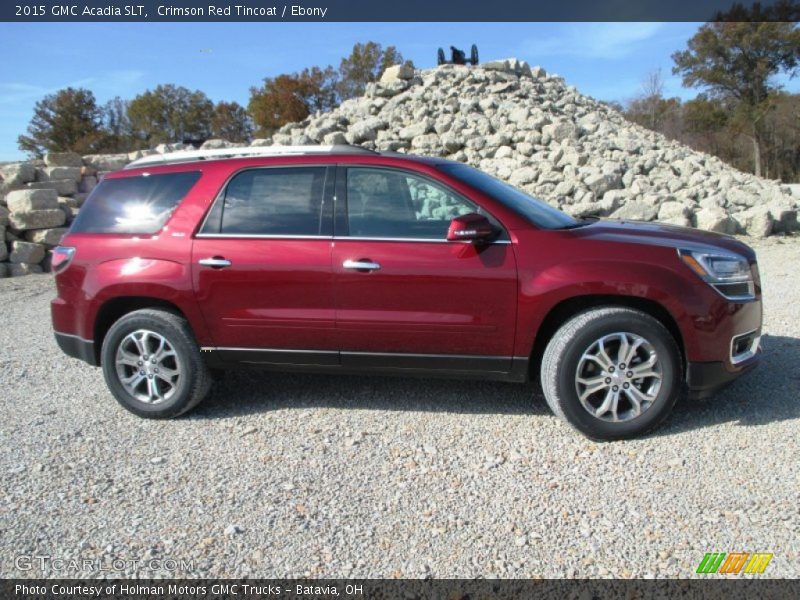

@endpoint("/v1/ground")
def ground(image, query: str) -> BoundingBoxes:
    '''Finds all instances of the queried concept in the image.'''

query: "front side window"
[202,167,328,235]
[346,168,499,239]
[438,162,577,230]
[70,171,201,234]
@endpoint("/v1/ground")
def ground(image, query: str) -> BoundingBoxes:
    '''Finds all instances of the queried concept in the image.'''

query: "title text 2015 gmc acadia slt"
[51,145,762,440]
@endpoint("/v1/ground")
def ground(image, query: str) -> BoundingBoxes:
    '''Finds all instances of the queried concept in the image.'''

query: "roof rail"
[125,144,378,169]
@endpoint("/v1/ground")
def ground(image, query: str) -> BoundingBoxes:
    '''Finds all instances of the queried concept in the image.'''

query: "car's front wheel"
[541,307,682,441]
[101,309,212,418]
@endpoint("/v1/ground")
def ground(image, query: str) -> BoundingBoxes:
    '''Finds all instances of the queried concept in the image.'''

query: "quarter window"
[346,168,496,239]
[203,167,328,235]
[71,171,200,234]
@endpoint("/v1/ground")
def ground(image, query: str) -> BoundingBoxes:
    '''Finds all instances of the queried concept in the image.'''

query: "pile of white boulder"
[265,59,798,237]
[1,59,798,277]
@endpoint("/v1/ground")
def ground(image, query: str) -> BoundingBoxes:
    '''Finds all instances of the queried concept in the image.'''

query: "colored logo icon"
[696,552,773,574]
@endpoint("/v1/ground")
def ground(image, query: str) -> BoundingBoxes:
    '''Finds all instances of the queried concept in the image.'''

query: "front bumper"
[54,332,99,366]
[686,351,761,400]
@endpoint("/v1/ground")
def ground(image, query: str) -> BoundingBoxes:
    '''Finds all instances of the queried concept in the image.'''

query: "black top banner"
[2,0,799,22]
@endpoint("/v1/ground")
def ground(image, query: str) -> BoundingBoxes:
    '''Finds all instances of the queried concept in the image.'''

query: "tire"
[101,309,212,418]
[540,307,682,441]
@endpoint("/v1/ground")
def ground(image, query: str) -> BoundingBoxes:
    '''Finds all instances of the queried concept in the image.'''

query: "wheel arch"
[92,297,187,365]
[530,295,686,379]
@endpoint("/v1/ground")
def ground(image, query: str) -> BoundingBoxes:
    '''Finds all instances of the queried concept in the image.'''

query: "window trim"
[195,164,335,239]
[336,165,510,243]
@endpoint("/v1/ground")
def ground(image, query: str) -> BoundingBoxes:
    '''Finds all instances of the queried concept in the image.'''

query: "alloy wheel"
[114,329,182,404]
[574,332,662,423]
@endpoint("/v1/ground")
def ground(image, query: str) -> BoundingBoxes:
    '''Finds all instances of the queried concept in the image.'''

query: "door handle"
[198,257,232,268]
[343,259,381,271]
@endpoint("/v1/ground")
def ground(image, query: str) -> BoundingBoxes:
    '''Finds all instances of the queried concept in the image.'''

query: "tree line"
[621,4,799,182]
[18,41,408,157]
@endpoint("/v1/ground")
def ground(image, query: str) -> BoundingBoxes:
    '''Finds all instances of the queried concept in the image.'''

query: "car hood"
[569,219,756,261]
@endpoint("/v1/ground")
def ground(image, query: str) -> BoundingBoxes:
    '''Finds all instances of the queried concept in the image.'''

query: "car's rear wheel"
[101,309,212,418]
[541,307,682,441]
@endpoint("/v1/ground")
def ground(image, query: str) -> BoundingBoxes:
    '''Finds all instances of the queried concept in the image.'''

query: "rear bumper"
[686,353,760,400]
[54,332,98,366]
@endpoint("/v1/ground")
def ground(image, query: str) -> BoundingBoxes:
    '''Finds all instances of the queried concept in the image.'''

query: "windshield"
[438,163,578,229]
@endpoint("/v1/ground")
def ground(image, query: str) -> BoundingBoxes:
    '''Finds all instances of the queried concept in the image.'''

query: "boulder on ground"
[41,166,82,182]
[735,206,773,238]
[25,179,78,196]
[380,64,415,83]
[82,154,129,171]
[8,263,44,277]
[0,162,36,188]
[200,139,235,150]
[9,240,46,264]
[24,227,68,246]
[44,152,82,167]
[6,189,58,212]
[695,206,737,234]
[610,201,658,222]
[8,209,66,230]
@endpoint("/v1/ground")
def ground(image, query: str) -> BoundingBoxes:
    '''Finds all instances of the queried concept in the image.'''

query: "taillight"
[51,246,75,274]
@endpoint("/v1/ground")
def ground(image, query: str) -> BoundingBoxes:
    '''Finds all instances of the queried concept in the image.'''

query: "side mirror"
[447,213,496,243]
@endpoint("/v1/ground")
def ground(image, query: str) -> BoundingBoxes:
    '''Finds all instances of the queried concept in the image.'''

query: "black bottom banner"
[3,579,800,600]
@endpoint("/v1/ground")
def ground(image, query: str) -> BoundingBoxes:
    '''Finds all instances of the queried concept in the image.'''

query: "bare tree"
[640,69,665,131]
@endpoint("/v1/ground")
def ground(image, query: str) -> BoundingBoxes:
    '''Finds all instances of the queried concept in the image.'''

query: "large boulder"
[200,139,235,149]
[380,64,414,83]
[6,189,58,212]
[40,166,82,182]
[610,201,658,222]
[8,209,66,230]
[735,206,773,238]
[399,120,432,141]
[345,117,386,144]
[542,121,578,143]
[82,154,129,171]
[24,227,68,246]
[8,263,44,277]
[695,206,737,234]
[766,199,798,233]
[0,162,36,188]
[25,179,78,196]
[657,201,693,227]
[44,152,82,167]
[9,240,46,264]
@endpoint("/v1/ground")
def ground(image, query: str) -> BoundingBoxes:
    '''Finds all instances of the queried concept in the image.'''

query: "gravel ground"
[1,236,798,579]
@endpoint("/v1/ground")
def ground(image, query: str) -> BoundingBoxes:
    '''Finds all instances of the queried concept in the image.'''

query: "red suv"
[51,145,762,440]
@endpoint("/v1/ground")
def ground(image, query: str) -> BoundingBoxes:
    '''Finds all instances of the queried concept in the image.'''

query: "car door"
[333,166,518,371]
[192,165,338,365]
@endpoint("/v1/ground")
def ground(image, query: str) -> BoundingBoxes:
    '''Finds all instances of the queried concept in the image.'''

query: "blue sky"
[1,22,798,161]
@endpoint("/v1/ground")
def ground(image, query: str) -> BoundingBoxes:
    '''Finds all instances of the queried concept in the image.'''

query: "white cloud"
[520,22,664,60]
[0,70,144,105]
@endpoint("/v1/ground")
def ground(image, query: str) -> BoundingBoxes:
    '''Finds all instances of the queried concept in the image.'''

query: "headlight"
[678,249,755,300]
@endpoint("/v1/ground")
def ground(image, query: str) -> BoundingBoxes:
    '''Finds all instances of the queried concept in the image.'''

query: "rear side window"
[70,171,201,234]
[201,167,328,236]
